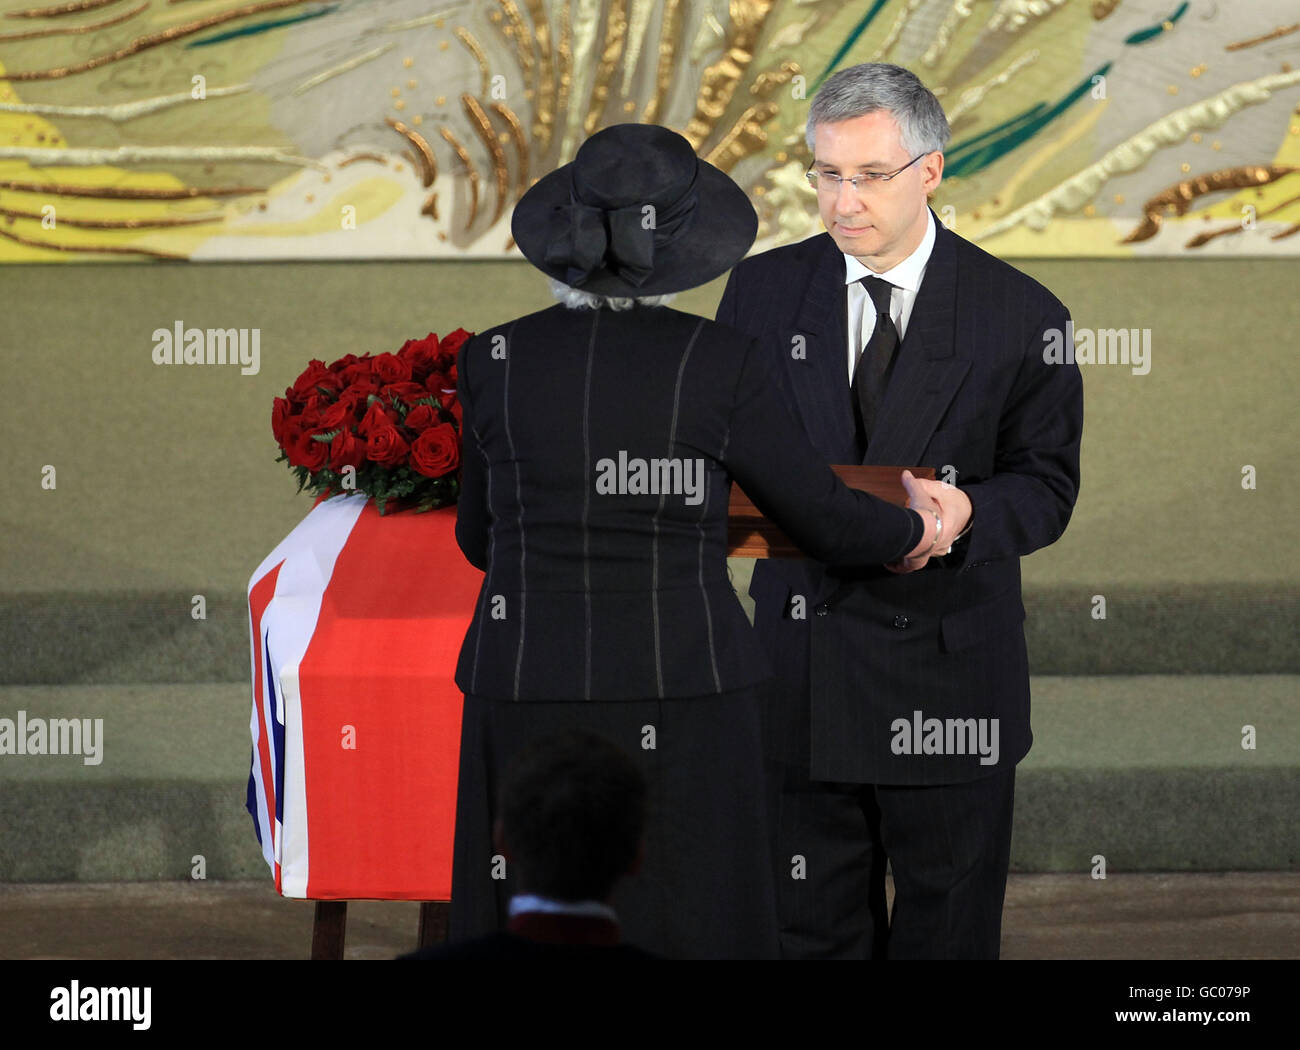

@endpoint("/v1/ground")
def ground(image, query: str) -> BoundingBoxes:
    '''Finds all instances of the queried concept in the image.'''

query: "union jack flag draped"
[246,493,481,899]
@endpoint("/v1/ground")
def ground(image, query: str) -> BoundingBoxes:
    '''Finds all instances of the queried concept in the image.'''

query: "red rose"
[343,377,382,405]
[293,360,342,399]
[366,423,410,467]
[307,382,344,417]
[439,328,472,361]
[337,386,372,417]
[290,427,330,472]
[410,422,460,478]
[329,428,366,471]
[423,379,457,411]
[447,399,463,429]
[398,333,441,382]
[399,333,439,357]
[289,359,331,402]
[381,381,432,406]
[280,416,305,458]
[340,357,375,387]
[371,352,411,385]
[315,399,351,430]
[425,368,458,399]
[403,403,437,431]
[357,399,397,436]
[271,396,291,444]
[328,353,361,374]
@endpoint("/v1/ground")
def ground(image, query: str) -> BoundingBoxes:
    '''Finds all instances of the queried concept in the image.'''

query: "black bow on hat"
[512,123,757,298]
[543,161,701,289]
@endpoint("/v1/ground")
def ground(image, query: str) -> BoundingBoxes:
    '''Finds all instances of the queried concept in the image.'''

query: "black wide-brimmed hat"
[512,123,757,297]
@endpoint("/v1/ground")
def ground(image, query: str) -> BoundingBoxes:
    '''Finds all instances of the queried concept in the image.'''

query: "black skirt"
[448,684,780,960]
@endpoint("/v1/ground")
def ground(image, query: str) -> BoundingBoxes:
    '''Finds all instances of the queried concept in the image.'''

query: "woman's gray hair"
[548,276,677,311]
[805,63,950,158]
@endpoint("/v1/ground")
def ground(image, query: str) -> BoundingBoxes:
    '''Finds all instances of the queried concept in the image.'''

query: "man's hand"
[886,470,973,574]
[911,474,972,549]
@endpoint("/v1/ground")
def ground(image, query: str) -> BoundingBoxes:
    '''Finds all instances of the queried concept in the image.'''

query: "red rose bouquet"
[272,329,472,514]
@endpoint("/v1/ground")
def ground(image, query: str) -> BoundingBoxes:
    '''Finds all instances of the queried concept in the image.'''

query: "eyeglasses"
[805,152,929,193]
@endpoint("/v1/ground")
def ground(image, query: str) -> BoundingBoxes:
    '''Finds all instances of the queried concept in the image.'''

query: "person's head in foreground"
[805,62,950,272]
[494,730,647,904]
[511,121,758,311]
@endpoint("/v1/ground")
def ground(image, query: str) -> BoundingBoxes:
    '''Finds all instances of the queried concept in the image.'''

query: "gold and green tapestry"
[2,0,1297,260]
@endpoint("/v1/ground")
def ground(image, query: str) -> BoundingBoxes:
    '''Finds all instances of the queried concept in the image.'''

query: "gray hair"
[805,63,950,158]
[548,276,677,311]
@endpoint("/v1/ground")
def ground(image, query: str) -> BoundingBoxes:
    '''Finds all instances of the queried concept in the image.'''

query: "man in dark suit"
[399,730,655,960]
[716,63,1083,959]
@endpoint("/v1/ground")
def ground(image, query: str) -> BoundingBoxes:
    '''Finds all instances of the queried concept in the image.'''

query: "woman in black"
[448,123,945,958]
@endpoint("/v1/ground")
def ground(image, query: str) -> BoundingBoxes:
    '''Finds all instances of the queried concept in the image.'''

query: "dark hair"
[499,730,646,901]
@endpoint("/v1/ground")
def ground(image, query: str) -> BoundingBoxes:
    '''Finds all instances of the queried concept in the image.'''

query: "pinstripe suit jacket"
[716,216,1083,784]
[453,303,924,702]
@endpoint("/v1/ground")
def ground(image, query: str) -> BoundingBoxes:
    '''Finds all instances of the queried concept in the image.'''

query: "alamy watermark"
[0,711,103,765]
[152,320,260,375]
[891,710,999,766]
[50,981,150,1030]
[1043,321,1150,376]
[595,450,706,506]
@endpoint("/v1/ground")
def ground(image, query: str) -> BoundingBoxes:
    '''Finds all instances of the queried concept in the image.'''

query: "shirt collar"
[508,893,619,923]
[843,208,935,292]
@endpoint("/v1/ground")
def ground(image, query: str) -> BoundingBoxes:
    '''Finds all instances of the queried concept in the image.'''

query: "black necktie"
[851,275,899,452]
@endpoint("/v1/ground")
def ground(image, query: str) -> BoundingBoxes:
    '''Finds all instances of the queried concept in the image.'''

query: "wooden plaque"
[727,465,936,558]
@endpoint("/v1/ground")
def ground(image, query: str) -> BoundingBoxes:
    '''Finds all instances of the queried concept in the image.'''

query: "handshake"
[891,469,973,574]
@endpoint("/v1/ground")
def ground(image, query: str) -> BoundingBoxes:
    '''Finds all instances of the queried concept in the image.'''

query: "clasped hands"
[888,469,973,574]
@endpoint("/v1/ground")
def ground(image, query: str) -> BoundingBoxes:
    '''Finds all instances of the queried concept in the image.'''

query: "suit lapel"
[786,235,858,461]
[862,214,970,466]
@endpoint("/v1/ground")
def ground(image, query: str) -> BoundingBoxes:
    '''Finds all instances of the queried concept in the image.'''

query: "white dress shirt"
[844,209,936,383]
[508,893,619,922]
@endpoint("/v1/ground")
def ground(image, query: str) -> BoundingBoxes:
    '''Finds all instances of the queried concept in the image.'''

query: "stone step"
[1,584,1297,685]
[0,676,1295,882]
